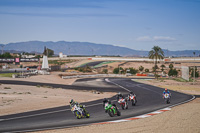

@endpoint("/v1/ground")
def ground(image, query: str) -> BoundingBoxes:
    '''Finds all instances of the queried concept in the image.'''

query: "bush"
[152,65,159,72]
[129,67,138,74]
[102,69,108,74]
[113,68,119,74]
[168,68,178,77]
[169,64,174,69]
[145,68,149,72]
[139,66,144,72]
[190,67,199,78]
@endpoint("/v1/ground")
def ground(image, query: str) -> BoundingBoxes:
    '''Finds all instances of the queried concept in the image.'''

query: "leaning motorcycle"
[118,98,128,109]
[129,95,137,106]
[164,93,170,104]
[104,102,121,117]
[71,104,90,119]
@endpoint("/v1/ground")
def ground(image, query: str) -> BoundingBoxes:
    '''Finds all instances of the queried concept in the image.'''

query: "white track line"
[0,102,103,122]
[105,78,130,92]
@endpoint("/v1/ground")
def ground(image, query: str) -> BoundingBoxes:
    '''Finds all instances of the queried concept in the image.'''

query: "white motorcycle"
[118,98,128,110]
[129,95,137,106]
[71,104,90,119]
[164,93,171,104]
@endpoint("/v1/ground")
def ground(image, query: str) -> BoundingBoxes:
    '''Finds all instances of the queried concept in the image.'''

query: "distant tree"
[190,67,199,78]
[149,46,164,79]
[102,69,108,74]
[139,66,144,72]
[160,64,166,72]
[35,55,41,58]
[152,65,159,72]
[47,48,54,57]
[0,52,12,58]
[113,68,119,74]
[129,67,138,74]
[113,67,125,74]
[168,68,178,77]
[43,48,54,57]
[145,68,149,73]
[169,64,174,69]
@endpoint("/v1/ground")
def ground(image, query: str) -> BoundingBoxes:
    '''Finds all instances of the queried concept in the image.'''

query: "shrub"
[190,67,199,78]
[169,64,174,69]
[139,66,144,72]
[129,67,138,74]
[145,68,149,72]
[102,69,108,74]
[168,68,178,77]
[113,68,119,74]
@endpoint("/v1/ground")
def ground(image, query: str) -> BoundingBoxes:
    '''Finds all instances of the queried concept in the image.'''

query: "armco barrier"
[62,74,127,79]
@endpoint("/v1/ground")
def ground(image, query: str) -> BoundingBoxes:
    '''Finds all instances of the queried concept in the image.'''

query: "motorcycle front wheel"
[85,111,90,118]
[75,111,82,119]
[108,110,114,117]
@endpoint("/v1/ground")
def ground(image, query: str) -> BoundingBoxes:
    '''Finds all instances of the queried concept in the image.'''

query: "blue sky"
[0,0,200,51]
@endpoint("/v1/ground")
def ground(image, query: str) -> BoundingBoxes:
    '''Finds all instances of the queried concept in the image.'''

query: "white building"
[59,52,67,58]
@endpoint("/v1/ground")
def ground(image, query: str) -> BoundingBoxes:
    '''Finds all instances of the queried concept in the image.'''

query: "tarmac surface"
[0,78,193,133]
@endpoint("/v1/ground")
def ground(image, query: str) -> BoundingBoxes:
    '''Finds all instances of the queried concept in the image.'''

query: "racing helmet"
[130,91,133,94]
[69,99,74,104]
[108,100,111,104]
[118,92,121,95]
[165,88,168,91]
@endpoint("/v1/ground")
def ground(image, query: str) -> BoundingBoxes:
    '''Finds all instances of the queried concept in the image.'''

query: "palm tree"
[160,64,166,72]
[149,46,164,78]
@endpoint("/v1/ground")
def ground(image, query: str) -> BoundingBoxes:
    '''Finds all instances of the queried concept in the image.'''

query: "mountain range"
[0,41,199,57]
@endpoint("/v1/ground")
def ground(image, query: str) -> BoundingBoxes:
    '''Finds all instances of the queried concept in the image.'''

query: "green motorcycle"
[105,103,121,117]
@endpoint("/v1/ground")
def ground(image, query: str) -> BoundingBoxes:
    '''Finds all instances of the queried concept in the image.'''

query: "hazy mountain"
[1,41,199,57]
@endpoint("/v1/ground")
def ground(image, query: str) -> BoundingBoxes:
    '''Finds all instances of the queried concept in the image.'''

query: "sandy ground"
[0,73,115,116]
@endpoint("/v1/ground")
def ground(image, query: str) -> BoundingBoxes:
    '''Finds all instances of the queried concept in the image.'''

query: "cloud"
[153,36,176,42]
[136,36,152,41]
[136,36,176,42]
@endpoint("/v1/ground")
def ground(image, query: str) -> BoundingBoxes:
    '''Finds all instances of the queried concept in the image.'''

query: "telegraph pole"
[1,45,4,55]
[193,52,195,85]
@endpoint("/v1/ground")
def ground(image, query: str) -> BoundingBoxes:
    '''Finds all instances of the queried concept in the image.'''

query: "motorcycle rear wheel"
[132,99,136,106]
[85,111,90,118]
[117,110,121,116]
[75,111,82,119]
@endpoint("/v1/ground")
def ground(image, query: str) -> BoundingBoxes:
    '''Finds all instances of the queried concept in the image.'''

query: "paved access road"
[0,78,193,133]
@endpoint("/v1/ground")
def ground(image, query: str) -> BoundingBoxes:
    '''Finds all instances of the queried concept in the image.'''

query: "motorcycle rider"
[116,92,125,101]
[104,99,117,112]
[69,99,85,110]
[128,91,137,101]
[163,88,171,98]
[103,98,109,108]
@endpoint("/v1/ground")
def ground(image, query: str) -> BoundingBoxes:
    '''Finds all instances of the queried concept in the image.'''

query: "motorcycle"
[118,98,128,110]
[71,104,90,119]
[104,102,121,117]
[129,95,137,106]
[164,93,170,104]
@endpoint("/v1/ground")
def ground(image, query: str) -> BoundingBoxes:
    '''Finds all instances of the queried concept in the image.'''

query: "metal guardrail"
[62,74,127,79]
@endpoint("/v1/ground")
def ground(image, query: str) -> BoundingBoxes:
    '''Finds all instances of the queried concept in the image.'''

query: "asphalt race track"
[0,78,193,133]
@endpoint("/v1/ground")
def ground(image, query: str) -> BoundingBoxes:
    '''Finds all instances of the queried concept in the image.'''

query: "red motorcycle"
[129,95,137,106]
[118,98,128,110]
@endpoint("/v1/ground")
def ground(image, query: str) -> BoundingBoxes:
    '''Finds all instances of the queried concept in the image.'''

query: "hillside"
[1,41,199,57]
